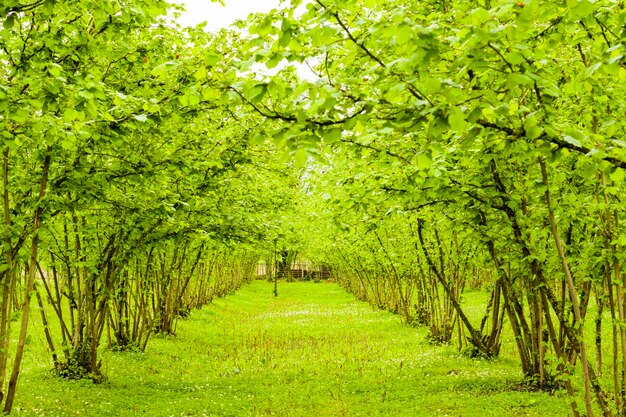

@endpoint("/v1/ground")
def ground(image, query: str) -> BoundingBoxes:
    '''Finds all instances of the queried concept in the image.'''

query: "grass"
[14,281,570,416]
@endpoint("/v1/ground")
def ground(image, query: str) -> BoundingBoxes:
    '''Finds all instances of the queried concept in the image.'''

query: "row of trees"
[3,0,626,415]
[235,0,626,416]
[0,0,308,413]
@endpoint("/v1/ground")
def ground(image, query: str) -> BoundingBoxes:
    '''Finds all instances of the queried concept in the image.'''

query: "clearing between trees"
[15,281,568,416]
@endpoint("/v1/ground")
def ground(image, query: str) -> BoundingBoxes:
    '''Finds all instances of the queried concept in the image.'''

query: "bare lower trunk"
[3,154,50,414]
[539,158,602,417]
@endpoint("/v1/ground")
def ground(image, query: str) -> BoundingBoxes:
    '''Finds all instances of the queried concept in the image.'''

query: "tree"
[237,0,626,415]
[0,0,304,410]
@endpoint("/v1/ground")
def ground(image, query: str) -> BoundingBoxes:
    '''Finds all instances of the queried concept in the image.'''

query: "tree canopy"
[2,0,626,416]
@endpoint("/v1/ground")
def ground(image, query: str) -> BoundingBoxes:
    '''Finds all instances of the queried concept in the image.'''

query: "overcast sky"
[167,0,318,80]
[168,0,282,30]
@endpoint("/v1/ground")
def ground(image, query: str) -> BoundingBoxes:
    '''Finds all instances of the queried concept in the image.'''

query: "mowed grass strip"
[15,281,569,416]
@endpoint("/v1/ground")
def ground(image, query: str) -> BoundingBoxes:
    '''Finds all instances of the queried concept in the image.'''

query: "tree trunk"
[3,154,50,414]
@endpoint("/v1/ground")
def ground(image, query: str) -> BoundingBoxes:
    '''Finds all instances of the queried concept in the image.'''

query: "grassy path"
[15,281,569,416]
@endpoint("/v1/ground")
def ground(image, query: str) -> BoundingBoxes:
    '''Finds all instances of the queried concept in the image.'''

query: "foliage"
[235,1,626,416]
[1,0,625,415]
[0,0,302,410]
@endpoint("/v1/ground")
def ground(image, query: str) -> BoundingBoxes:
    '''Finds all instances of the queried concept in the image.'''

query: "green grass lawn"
[14,281,570,416]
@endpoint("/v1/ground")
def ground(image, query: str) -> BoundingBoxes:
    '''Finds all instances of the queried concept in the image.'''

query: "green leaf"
[205,53,221,67]
[526,126,543,139]
[417,152,432,170]
[249,83,267,104]
[133,114,148,122]
[48,65,61,77]
[250,134,266,145]
[63,108,84,122]
[587,148,606,159]
[469,8,490,25]
[266,54,282,69]
[423,78,442,94]
[151,61,176,78]
[507,73,534,87]
[3,14,15,29]
[506,52,525,66]
[610,168,625,183]
[324,128,342,144]
[279,30,292,48]
[580,161,597,179]
[563,135,581,147]
[586,62,602,76]
[395,25,413,45]
[187,92,201,106]
[294,148,307,167]
[60,137,76,150]
[612,139,626,148]
[548,149,563,165]
[524,116,543,139]
[193,66,207,81]
[467,107,483,123]
[448,108,467,131]
[570,0,595,18]
[427,115,448,139]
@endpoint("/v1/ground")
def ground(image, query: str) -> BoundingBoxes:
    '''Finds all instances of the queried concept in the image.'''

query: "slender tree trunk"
[273,243,278,297]
[3,154,51,414]
[417,219,489,354]
[35,282,58,367]
[0,148,14,402]
[539,157,597,417]
[594,285,603,378]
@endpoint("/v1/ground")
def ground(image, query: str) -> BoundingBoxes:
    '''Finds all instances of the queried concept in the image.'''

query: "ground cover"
[14,281,569,416]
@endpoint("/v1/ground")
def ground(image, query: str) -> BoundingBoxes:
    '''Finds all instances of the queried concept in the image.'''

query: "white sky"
[169,0,282,31]
[168,0,319,80]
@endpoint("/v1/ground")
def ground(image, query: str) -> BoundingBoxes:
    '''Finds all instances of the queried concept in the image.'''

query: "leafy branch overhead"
[1,1,626,417]
[237,1,626,417]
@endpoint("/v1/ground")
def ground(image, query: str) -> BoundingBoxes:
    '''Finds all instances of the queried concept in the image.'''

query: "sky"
[167,0,318,80]
[168,0,282,31]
